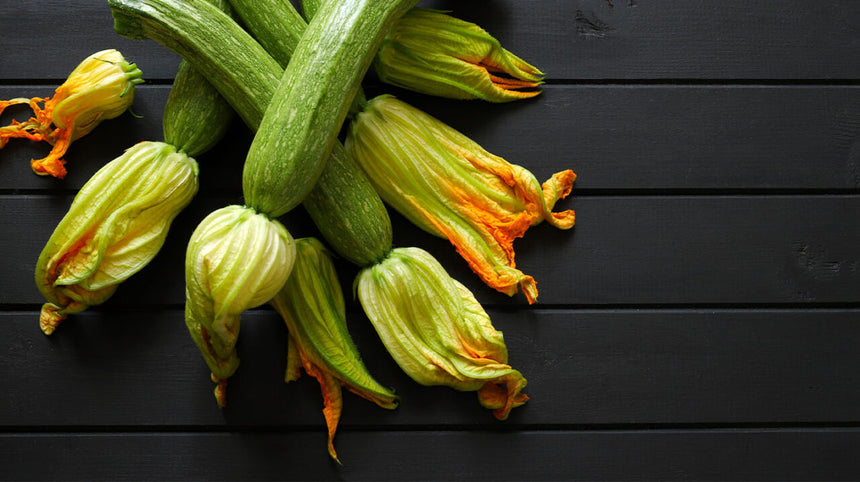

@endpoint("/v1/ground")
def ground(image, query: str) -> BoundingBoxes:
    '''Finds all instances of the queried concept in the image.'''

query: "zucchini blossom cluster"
[348,95,575,303]
[376,8,544,102]
[0,49,143,178]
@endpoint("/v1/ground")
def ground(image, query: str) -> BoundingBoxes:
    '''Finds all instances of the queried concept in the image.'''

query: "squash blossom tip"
[0,49,143,178]
[376,8,545,102]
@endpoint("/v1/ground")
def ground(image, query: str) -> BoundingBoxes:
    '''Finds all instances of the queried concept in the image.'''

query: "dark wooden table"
[2,1,860,480]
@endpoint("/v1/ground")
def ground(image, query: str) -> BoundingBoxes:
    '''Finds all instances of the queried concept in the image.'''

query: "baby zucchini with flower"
[0,49,143,178]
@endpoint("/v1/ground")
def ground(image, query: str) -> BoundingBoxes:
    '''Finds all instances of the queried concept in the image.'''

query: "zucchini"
[229,0,391,265]
[111,0,281,131]
[161,0,235,157]
[241,0,419,218]
[111,0,394,265]
[300,0,323,20]
[162,60,234,156]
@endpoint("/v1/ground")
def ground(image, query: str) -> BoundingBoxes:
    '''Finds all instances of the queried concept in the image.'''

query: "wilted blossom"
[0,49,143,177]
[35,141,198,334]
[375,8,543,102]
[184,205,296,407]
[347,95,575,304]
[356,247,529,420]
[270,237,398,463]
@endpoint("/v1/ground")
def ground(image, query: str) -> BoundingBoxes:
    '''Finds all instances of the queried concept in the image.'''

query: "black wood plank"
[4,85,860,192]
[4,1,860,81]
[2,195,859,307]
[3,429,859,481]
[3,309,859,427]
[420,0,860,81]
[0,1,180,81]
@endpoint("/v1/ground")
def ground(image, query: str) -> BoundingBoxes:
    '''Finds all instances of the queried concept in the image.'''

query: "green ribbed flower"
[347,95,575,304]
[35,141,198,334]
[375,8,543,102]
[185,205,296,407]
[1,49,144,178]
[356,247,528,420]
[271,237,398,463]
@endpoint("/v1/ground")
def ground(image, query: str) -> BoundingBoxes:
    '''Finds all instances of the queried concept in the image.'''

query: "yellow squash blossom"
[0,49,143,178]
[357,247,528,420]
[375,8,543,102]
[185,205,296,407]
[35,141,198,334]
[347,95,575,304]
[270,237,398,463]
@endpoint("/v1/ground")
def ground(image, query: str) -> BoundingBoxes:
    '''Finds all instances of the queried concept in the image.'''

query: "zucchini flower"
[0,49,143,178]
[375,8,543,102]
[185,205,296,407]
[270,238,398,463]
[347,95,576,304]
[35,141,198,335]
[357,247,528,420]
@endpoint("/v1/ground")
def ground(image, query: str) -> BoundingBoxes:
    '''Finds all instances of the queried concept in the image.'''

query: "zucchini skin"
[302,143,392,266]
[162,60,234,157]
[242,0,419,218]
[231,0,391,265]
[111,0,281,131]
[228,0,304,67]
[161,0,235,157]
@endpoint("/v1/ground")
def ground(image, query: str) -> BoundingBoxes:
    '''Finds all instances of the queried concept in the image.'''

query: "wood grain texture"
[3,195,859,307]
[6,85,860,192]
[2,309,859,427]
[3,1,860,81]
[2,429,859,481]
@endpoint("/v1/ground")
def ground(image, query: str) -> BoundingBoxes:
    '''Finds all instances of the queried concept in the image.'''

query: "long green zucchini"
[241,0,419,218]
[111,0,396,265]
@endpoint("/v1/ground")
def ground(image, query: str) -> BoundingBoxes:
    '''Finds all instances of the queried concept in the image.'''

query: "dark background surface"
[2,1,859,480]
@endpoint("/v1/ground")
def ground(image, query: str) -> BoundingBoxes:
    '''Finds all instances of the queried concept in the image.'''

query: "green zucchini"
[300,0,323,20]
[111,0,395,265]
[241,0,419,218]
[111,0,281,131]
[229,0,390,265]
[161,0,235,157]
[162,60,234,156]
